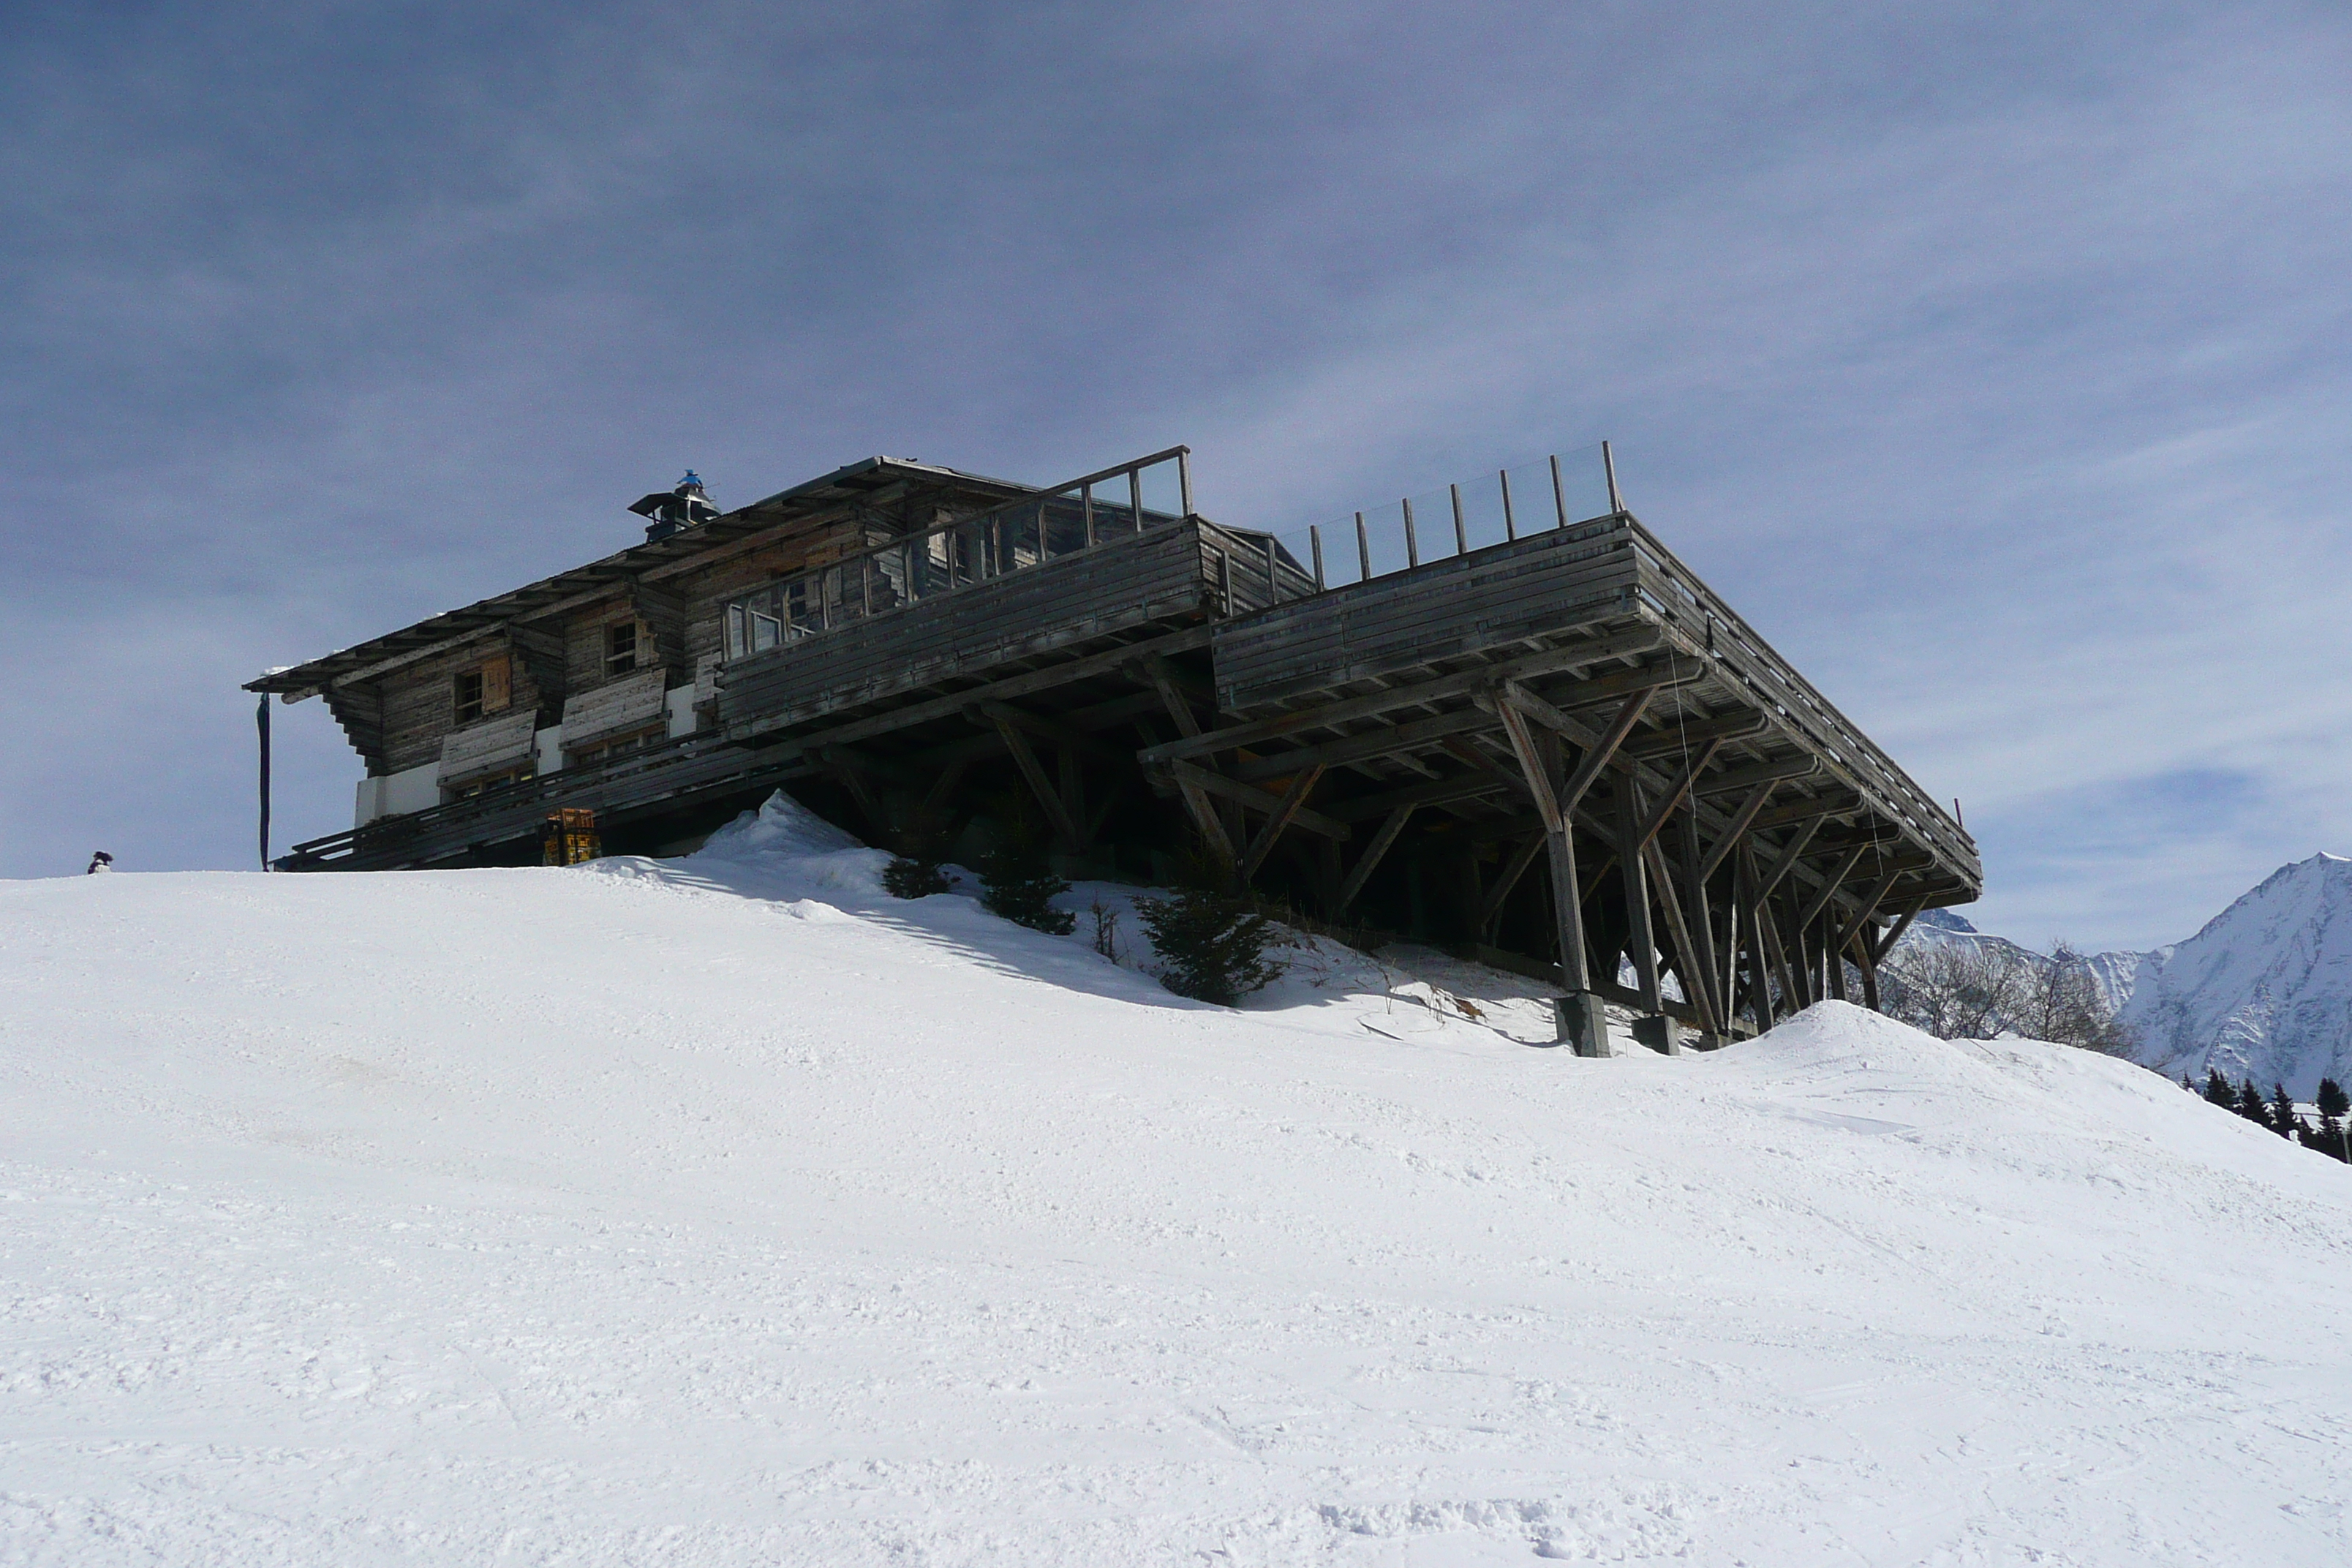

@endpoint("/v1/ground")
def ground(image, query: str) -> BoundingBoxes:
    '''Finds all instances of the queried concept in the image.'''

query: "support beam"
[1474,834,1546,933]
[1792,843,1871,933]
[1135,652,1202,739]
[992,714,1082,848]
[1643,840,1722,1039]
[1872,897,1929,965]
[1176,777,1236,864]
[1335,804,1415,913]
[1164,760,1350,841]
[1697,781,1777,883]
[1678,807,1723,1033]
[1495,685,1606,1053]
[1238,764,1327,880]
[1754,816,1824,902]
[1500,682,1656,817]
[1618,784,1665,1018]
[1627,738,1723,856]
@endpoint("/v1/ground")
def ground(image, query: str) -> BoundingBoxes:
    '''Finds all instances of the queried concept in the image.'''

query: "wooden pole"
[1494,697,1605,1054]
[256,694,272,871]
[1618,784,1665,1019]
[1238,764,1325,881]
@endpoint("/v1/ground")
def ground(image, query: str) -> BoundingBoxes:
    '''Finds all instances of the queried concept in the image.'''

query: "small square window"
[605,621,639,677]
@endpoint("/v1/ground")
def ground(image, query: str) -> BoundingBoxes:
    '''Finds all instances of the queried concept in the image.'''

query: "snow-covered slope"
[2119,851,2352,1097]
[4,799,2349,1565]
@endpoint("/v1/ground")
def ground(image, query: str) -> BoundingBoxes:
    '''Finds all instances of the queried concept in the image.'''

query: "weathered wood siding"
[1209,518,1640,714]
[718,521,1228,738]
[377,636,551,776]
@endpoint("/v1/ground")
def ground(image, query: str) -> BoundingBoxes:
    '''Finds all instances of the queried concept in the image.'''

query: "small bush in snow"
[883,856,950,899]
[1088,899,1122,962]
[1137,888,1283,1006]
[977,834,1074,935]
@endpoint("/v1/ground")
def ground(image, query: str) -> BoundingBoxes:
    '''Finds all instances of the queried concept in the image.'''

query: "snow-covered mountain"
[2117,852,2352,1098]
[4,794,2351,1563]
[1901,853,2352,1098]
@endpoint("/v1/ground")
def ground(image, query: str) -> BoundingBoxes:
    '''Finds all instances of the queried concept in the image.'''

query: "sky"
[2,1,2346,953]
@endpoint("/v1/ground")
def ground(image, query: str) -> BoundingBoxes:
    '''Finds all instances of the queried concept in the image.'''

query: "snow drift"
[3,798,2349,1565]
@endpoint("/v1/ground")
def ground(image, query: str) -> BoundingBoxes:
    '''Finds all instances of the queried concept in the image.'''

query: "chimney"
[628,471,720,542]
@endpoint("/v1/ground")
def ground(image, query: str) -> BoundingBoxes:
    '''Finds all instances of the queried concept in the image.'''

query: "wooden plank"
[1335,805,1414,913]
[1238,764,1325,879]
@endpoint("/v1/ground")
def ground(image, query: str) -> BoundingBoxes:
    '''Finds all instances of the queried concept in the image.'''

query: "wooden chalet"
[248,443,1981,1053]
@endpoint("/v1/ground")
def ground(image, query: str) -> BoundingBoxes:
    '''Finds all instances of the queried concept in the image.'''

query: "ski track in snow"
[3,799,2350,1564]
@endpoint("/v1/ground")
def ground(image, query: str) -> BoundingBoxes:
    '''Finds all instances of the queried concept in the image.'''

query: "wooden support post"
[1754,816,1824,902]
[1177,777,1237,864]
[1793,843,1870,934]
[1643,837,1719,1043]
[1678,807,1724,1039]
[1850,930,1882,1013]
[1495,693,1605,1055]
[1697,781,1776,883]
[1824,908,1850,1001]
[1617,783,1667,1049]
[1627,738,1722,856]
[1137,653,1201,739]
[1872,898,1928,966]
[1238,764,1325,881]
[1335,804,1414,914]
[1058,746,1090,848]
[1474,834,1546,936]
[992,715,1082,848]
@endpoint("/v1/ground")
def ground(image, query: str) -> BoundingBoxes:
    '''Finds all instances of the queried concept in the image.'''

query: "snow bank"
[3,808,2349,1565]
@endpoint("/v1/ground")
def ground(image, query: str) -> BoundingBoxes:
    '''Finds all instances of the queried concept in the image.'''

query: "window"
[453,670,485,723]
[451,656,511,725]
[568,725,661,769]
[452,765,533,800]
[605,621,641,678]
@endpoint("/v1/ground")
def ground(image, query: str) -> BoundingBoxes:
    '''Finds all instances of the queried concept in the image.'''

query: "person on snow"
[86,851,113,874]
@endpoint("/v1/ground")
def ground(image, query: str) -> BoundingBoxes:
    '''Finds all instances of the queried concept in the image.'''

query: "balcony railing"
[723,446,1194,659]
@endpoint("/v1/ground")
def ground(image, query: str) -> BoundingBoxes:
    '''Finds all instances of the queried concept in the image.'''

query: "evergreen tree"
[2181,1071,2195,1093]
[2317,1079,2352,1164]
[2203,1068,2235,1108]
[976,825,1074,935]
[882,854,951,898]
[2271,1082,2301,1140]
[1136,886,1284,1005]
[2235,1078,2271,1128]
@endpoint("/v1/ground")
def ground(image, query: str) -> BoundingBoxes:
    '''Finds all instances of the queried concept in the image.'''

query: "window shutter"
[481,655,513,713]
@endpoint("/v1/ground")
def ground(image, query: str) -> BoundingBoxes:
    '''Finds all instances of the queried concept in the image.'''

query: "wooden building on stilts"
[248,443,1980,1052]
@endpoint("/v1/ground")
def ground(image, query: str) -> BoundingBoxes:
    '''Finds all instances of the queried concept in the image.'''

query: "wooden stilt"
[1494,693,1607,1054]
[1335,804,1414,914]
[1238,764,1325,880]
